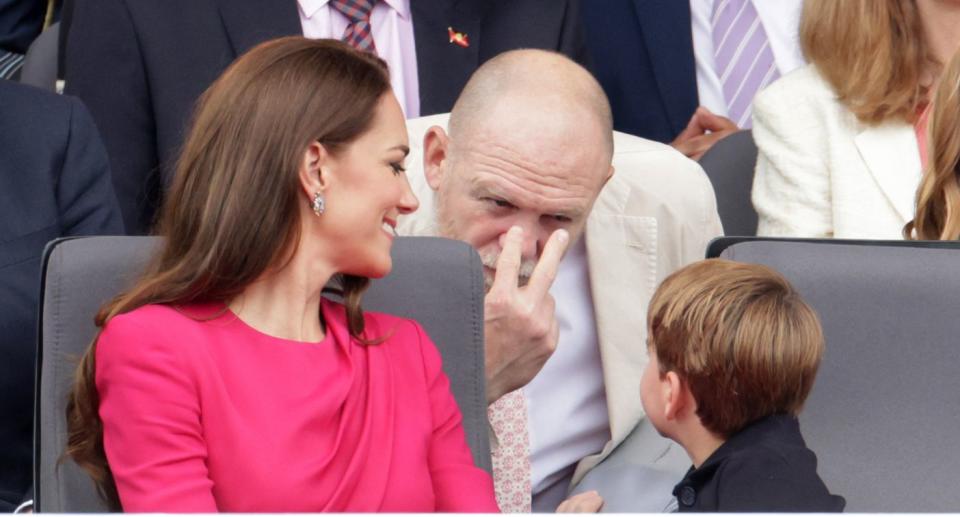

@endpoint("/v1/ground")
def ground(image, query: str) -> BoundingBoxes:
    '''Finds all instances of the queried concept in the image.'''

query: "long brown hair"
[906,50,960,240]
[65,37,391,507]
[801,0,937,125]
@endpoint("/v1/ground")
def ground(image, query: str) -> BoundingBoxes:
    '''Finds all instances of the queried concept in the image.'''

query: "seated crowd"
[2,0,960,512]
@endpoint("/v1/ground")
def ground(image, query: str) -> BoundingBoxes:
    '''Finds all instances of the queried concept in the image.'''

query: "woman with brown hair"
[906,49,960,240]
[751,0,960,238]
[64,36,498,512]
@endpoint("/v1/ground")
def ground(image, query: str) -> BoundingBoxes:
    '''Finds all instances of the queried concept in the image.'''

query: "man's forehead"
[453,132,606,187]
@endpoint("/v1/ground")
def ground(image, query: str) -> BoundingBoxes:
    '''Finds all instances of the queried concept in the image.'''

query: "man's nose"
[498,224,540,261]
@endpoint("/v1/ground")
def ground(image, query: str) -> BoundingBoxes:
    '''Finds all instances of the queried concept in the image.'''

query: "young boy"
[640,259,845,512]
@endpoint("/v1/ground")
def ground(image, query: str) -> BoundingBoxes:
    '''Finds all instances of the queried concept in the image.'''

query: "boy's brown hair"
[647,259,824,437]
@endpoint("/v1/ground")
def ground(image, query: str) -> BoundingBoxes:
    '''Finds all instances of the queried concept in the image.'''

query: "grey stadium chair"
[698,130,758,237]
[713,237,960,511]
[35,235,489,512]
[19,22,59,92]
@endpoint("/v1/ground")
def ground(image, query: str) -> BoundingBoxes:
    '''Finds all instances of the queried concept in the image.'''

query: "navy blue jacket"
[65,0,587,235]
[581,0,698,143]
[0,80,123,510]
[0,0,46,54]
[673,415,846,512]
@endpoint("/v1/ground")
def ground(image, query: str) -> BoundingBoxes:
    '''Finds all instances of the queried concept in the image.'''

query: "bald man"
[397,50,723,511]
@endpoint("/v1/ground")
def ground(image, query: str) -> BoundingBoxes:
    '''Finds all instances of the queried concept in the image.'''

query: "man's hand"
[670,106,739,160]
[557,491,604,513]
[484,226,569,404]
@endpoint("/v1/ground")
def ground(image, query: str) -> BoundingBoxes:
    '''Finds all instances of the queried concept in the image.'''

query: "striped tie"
[0,51,24,80]
[711,0,779,128]
[329,0,378,54]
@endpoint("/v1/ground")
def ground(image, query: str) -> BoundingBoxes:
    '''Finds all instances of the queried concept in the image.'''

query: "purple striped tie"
[711,0,779,128]
[330,0,378,54]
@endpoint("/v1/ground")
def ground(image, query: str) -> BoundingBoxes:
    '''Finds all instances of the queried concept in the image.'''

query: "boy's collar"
[675,414,802,486]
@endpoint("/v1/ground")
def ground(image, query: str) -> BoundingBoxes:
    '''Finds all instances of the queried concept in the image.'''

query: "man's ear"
[298,141,331,199]
[423,125,450,192]
[663,371,688,422]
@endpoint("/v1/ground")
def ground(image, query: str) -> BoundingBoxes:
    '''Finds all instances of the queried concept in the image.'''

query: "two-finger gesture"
[484,226,569,404]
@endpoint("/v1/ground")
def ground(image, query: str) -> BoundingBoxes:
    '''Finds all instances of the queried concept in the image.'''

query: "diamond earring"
[311,192,325,216]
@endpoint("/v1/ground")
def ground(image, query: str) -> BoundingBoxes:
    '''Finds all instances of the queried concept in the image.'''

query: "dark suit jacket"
[580,0,698,143]
[0,0,46,54]
[0,80,123,511]
[65,0,587,235]
[672,415,846,512]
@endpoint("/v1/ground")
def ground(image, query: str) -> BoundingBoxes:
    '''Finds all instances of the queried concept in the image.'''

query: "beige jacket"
[397,113,723,485]
[752,64,922,239]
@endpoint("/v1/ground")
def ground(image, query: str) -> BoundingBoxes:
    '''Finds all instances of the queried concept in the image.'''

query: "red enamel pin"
[448,27,469,48]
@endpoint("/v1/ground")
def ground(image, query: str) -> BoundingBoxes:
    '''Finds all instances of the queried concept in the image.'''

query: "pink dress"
[95,299,499,512]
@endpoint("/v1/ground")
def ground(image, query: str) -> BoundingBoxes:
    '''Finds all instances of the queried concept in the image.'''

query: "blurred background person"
[64,0,587,235]
[65,37,498,512]
[906,48,960,241]
[581,0,804,159]
[0,0,60,79]
[753,0,960,238]
[0,79,122,512]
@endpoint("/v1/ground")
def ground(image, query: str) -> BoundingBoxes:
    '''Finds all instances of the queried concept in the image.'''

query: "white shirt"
[298,0,420,118]
[525,237,610,494]
[689,0,805,118]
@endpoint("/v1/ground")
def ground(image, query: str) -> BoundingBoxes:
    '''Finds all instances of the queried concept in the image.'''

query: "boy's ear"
[663,371,688,421]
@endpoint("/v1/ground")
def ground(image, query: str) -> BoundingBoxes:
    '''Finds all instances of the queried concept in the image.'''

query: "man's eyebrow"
[558,207,585,219]
[388,144,410,156]
[469,182,507,199]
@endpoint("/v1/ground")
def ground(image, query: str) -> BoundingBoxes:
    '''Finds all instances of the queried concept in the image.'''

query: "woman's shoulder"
[103,303,218,333]
[98,303,223,358]
[322,298,423,339]
[103,304,182,331]
[323,300,436,368]
[756,64,836,108]
[753,64,851,132]
[364,309,421,336]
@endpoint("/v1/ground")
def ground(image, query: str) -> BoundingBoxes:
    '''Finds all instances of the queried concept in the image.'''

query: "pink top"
[96,299,498,512]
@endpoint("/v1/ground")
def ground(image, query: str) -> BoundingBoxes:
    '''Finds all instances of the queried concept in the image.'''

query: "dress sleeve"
[412,322,500,512]
[95,314,217,512]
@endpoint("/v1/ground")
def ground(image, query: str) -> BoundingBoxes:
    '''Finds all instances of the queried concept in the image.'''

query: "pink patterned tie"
[711,0,780,128]
[329,0,378,53]
[488,389,532,513]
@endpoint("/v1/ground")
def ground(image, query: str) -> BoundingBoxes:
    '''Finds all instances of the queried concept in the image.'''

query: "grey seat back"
[698,130,758,236]
[35,235,489,512]
[719,239,960,511]
[20,22,59,92]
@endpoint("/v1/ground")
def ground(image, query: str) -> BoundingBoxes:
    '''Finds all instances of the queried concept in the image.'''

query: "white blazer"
[751,64,922,239]
[397,113,722,487]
